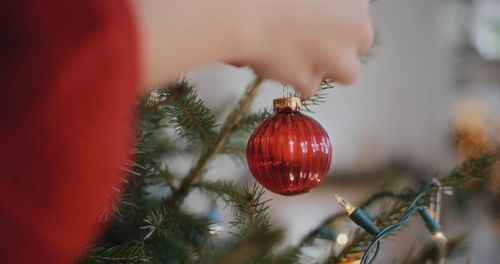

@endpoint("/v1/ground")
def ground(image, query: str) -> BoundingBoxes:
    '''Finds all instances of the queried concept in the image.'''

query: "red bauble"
[246,97,332,195]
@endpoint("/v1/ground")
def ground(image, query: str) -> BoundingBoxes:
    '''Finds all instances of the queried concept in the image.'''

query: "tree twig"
[168,76,265,207]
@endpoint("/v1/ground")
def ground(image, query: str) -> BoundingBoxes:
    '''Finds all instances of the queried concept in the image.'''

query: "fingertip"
[289,84,308,98]
[357,19,375,56]
[330,56,362,86]
[223,59,247,68]
[298,87,315,98]
[288,73,321,98]
[307,77,323,97]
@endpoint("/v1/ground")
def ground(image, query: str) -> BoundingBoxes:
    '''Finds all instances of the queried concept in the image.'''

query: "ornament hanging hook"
[281,82,290,98]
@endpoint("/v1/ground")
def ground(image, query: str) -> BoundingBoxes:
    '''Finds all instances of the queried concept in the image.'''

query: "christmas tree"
[78,75,498,264]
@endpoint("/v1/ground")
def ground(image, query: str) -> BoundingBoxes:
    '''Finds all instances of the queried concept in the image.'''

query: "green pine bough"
[81,77,496,264]
[327,154,495,264]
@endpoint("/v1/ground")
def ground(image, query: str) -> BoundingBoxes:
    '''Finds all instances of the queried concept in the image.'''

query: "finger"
[289,71,323,98]
[357,19,374,56]
[355,0,375,56]
[250,54,317,96]
[357,24,374,56]
[325,52,362,85]
[223,59,248,68]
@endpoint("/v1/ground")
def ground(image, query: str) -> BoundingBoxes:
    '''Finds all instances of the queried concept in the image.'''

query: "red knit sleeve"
[0,1,140,263]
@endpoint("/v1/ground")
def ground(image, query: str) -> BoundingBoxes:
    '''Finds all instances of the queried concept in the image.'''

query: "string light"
[336,233,349,245]
[315,225,337,241]
[335,180,449,264]
[207,205,224,235]
[418,207,446,241]
[335,194,380,236]
[209,223,223,235]
[433,231,447,242]
[335,194,355,215]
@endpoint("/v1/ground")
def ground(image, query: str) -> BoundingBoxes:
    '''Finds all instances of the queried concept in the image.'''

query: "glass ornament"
[246,97,332,195]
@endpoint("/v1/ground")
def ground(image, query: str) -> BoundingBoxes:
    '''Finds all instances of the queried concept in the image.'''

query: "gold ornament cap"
[273,97,302,111]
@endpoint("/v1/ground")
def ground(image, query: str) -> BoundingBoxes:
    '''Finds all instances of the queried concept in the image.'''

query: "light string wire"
[360,179,439,264]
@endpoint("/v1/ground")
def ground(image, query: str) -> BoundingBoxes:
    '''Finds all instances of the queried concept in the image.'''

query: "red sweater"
[0,1,139,263]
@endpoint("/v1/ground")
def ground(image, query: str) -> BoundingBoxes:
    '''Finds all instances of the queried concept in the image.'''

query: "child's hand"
[228,0,373,96]
[132,0,373,96]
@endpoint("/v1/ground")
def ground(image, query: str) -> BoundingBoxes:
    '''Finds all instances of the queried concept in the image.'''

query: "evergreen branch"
[102,158,152,225]
[83,245,152,264]
[162,80,218,145]
[297,212,347,247]
[233,184,273,233]
[440,154,495,189]
[266,246,304,264]
[141,208,169,240]
[162,173,178,192]
[141,207,212,245]
[397,235,468,264]
[223,109,273,161]
[320,79,335,90]
[197,180,272,233]
[219,144,247,160]
[174,212,213,246]
[167,76,265,207]
[211,230,283,264]
[196,179,243,198]
[145,155,177,189]
[231,109,273,133]
[159,236,196,264]
[137,88,175,144]
[198,180,281,263]
[301,80,334,112]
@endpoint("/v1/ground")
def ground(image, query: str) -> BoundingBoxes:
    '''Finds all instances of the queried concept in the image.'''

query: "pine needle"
[84,245,152,264]
[162,80,218,145]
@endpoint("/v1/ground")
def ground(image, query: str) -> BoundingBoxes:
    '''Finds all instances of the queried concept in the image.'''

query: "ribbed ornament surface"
[246,108,332,195]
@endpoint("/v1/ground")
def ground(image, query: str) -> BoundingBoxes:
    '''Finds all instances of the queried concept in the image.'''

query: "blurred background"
[183,0,500,262]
